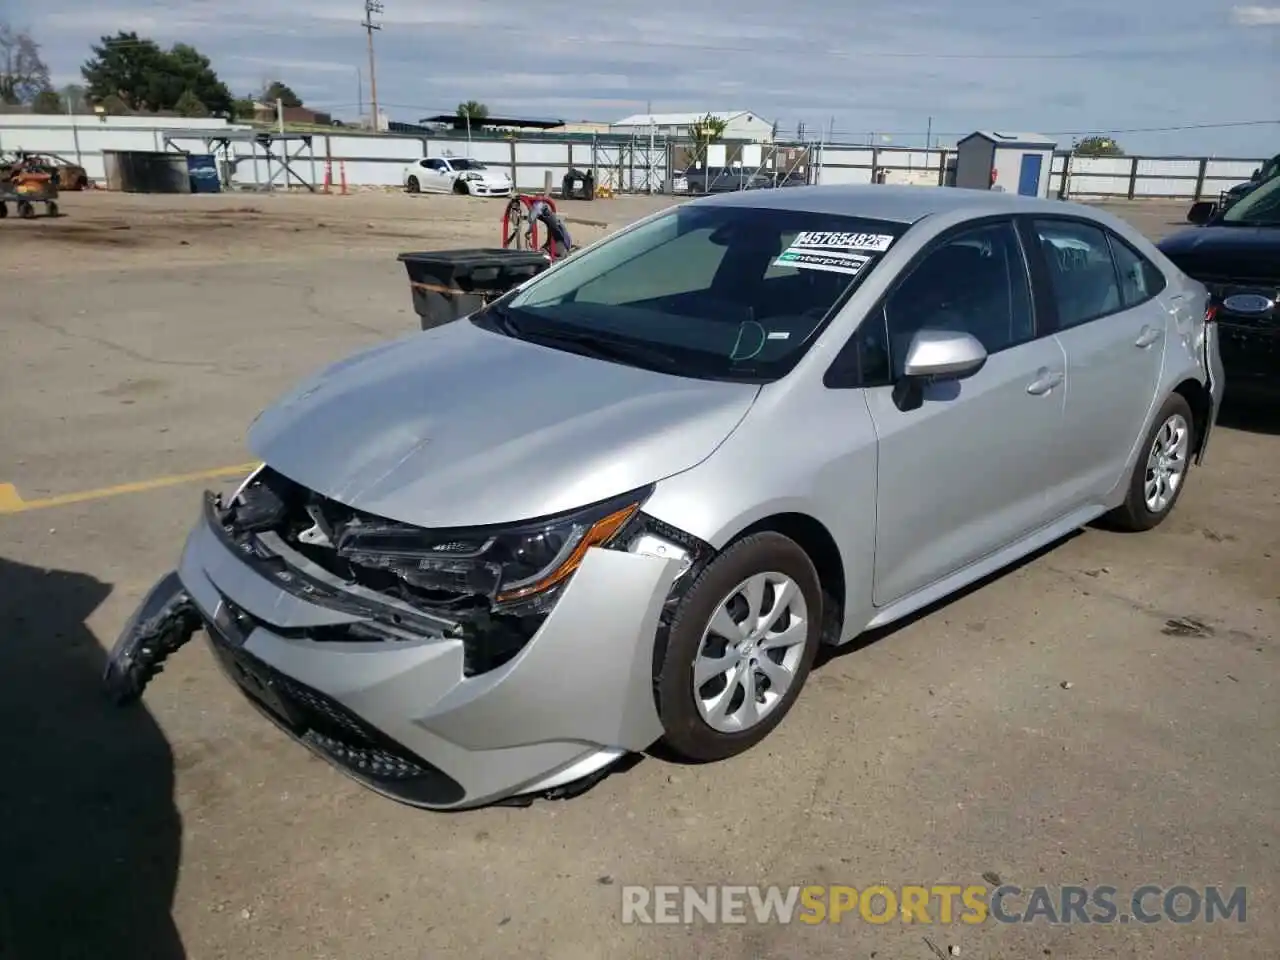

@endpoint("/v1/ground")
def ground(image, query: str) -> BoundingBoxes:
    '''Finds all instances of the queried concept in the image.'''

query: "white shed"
[954,131,1057,197]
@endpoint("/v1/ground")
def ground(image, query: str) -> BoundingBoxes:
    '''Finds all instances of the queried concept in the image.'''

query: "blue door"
[1017,153,1043,196]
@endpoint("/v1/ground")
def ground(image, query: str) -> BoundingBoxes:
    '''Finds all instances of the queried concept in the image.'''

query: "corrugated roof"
[965,130,1056,146]
[611,111,762,127]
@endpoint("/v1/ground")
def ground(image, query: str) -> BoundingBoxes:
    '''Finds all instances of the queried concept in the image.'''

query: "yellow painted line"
[0,462,261,515]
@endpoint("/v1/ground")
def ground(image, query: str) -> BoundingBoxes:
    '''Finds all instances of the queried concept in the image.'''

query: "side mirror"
[893,329,988,411]
[1250,168,1260,181]
[902,328,988,380]
[1186,200,1217,225]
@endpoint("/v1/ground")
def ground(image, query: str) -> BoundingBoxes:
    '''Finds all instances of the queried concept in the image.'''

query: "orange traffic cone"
[339,161,348,195]
[323,159,332,193]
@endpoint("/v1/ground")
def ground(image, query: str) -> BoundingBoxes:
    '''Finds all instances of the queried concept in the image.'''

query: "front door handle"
[1135,325,1163,348]
[1026,368,1064,395]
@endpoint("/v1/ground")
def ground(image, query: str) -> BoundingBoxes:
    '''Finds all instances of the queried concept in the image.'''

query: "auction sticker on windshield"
[773,231,895,275]
[791,232,895,252]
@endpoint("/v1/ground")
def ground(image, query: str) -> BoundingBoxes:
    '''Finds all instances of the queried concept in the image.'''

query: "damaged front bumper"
[106,491,686,810]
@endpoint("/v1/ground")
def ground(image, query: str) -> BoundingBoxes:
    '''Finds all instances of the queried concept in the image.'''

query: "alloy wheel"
[1144,412,1190,513]
[693,572,809,733]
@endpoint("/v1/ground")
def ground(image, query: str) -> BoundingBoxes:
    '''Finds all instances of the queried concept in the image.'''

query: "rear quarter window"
[1106,232,1167,307]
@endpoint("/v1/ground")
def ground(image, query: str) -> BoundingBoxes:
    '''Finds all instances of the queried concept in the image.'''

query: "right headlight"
[335,486,653,611]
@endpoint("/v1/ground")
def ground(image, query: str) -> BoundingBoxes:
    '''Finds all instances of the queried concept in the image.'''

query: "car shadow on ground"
[1217,397,1280,437]
[813,532,1082,670]
[0,556,185,960]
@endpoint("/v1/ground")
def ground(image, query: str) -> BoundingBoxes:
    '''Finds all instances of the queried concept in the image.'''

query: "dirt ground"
[0,190,1277,960]
[2,190,672,275]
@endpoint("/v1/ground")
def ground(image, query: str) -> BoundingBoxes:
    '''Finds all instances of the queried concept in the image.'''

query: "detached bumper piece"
[103,572,201,705]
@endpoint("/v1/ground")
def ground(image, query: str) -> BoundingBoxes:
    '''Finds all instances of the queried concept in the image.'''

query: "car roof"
[691,183,1098,224]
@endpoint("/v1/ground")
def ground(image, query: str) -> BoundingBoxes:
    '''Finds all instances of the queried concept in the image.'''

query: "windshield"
[450,158,486,171]
[1221,174,1280,226]
[487,204,906,382]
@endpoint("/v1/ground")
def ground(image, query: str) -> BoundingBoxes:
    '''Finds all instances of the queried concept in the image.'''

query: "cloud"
[227,56,357,75]
[26,0,1280,156]
[1230,4,1280,24]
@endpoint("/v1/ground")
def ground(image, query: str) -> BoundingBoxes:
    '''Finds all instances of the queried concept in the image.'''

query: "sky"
[23,0,1280,156]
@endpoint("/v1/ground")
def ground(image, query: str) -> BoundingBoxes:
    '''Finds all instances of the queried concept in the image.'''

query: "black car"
[1219,151,1280,210]
[1160,175,1280,401]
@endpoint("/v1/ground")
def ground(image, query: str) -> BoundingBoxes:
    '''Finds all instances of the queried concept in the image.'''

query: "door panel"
[1031,219,1166,510]
[867,339,1068,605]
[867,219,1065,606]
[1017,154,1043,196]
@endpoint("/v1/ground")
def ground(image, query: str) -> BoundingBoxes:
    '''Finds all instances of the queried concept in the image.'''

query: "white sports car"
[403,157,514,197]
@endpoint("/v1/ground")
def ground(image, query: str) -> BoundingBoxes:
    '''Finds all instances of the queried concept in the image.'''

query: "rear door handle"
[1135,325,1163,348]
[1026,368,1064,395]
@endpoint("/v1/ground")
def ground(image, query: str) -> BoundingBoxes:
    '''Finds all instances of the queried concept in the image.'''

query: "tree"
[30,89,64,114]
[61,83,89,113]
[99,93,130,115]
[80,32,233,116]
[1075,135,1124,157]
[691,113,732,154]
[689,112,728,144]
[175,88,208,117]
[263,80,301,108]
[165,43,233,117]
[457,100,488,121]
[81,32,168,110]
[0,23,51,105]
[232,96,256,120]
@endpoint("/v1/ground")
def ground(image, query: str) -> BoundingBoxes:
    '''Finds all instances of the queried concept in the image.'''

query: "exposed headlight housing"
[334,486,652,613]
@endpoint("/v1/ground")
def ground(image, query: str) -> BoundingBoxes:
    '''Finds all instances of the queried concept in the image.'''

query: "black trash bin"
[397,248,551,331]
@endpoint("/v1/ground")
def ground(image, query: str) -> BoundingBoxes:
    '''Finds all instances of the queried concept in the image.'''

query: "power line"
[821,119,1280,141]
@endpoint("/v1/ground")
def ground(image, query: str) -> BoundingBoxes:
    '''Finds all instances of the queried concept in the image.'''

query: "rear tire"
[654,532,823,762]
[1106,393,1194,532]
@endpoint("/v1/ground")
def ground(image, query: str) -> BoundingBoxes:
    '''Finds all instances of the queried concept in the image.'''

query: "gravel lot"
[1,190,1276,960]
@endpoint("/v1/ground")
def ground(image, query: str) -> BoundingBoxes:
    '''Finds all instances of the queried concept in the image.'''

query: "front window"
[450,158,486,171]
[1221,174,1280,226]
[487,204,906,382]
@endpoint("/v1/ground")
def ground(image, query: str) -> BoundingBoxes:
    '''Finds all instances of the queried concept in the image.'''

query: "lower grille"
[205,629,466,806]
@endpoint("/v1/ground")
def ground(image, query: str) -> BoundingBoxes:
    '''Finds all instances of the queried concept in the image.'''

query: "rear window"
[501,204,906,382]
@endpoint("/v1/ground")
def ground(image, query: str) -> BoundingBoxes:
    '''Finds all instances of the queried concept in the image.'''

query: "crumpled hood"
[247,320,759,528]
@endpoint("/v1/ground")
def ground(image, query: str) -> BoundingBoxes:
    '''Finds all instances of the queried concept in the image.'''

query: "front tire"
[1106,393,1194,532]
[405,176,420,193]
[454,179,471,195]
[655,532,823,762]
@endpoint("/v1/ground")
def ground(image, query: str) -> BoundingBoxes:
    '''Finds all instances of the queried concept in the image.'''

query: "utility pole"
[361,0,383,130]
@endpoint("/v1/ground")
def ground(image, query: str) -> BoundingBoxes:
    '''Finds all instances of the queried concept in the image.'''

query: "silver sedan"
[107,185,1224,810]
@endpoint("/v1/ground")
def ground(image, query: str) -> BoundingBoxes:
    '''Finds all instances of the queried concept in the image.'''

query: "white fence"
[0,115,664,193]
[811,143,1266,200]
[0,115,1266,201]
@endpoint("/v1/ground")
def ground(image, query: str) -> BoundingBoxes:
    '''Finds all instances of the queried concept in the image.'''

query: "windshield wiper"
[523,328,679,370]
[481,302,523,336]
